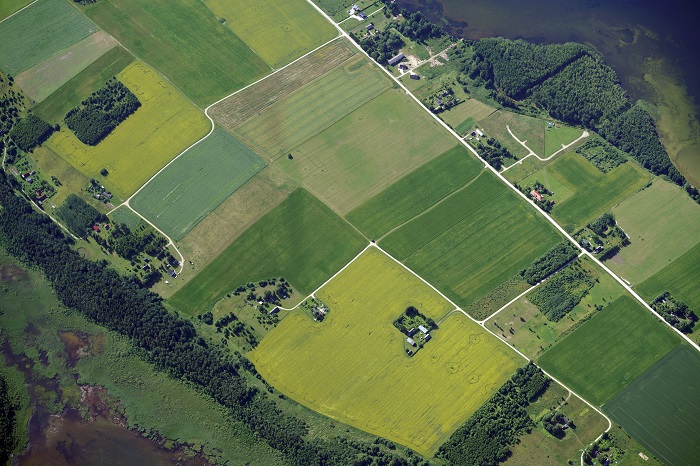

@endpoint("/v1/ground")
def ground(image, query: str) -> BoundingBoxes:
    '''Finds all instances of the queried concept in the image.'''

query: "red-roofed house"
[92,225,100,232]
[530,190,544,202]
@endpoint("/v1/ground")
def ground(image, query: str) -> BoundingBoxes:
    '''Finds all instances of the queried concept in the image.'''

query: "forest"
[65,78,140,146]
[55,194,106,237]
[520,241,579,285]
[8,114,54,152]
[0,374,17,466]
[474,137,515,170]
[0,170,430,466]
[437,363,549,465]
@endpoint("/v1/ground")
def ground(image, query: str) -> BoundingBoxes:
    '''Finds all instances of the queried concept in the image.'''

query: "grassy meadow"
[543,123,582,156]
[441,97,497,132]
[381,171,561,308]
[169,189,367,315]
[15,31,117,102]
[523,152,651,231]
[284,89,456,214]
[131,128,266,240]
[346,145,483,239]
[480,110,546,158]
[235,55,390,161]
[608,179,700,284]
[210,38,355,130]
[250,248,522,455]
[0,0,97,74]
[46,61,209,199]
[110,205,143,230]
[33,46,135,123]
[83,0,270,106]
[204,0,336,68]
[604,345,700,466]
[29,145,95,208]
[537,296,680,406]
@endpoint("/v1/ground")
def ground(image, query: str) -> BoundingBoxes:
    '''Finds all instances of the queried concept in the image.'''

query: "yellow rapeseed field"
[250,248,523,455]
[46,61,209,199]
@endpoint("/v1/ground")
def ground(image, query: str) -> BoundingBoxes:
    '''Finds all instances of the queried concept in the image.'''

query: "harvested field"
[204,0,336,68]
[131,128,266,240]
[234,54,391,161]
[46,61,209,199]
[250,248,522,455]
[15,31,117,102]
[346,145,482,239]
[0,0,96,74]
[537,296,680,406]
[33,46,135,123]
[169,189,366,315]
[209,39,355,130]
[284,89,456,214]
[605,345,700,466]
[84,0,270,106]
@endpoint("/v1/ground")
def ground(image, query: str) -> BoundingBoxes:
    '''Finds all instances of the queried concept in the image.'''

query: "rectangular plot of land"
[234,54,391,161]
[0,0,33,21]
[131,128,266,240]
[637,241,700,312]
[480,110,546,158]
[537,296,680,406]
[0,0,97,74]
[46,61,209,199]
[605,345,700,466]
[209,39,356,130]
[204,0,336,69]
[15,31,117,102]
[441,98,497,130]
[249,248,522,455]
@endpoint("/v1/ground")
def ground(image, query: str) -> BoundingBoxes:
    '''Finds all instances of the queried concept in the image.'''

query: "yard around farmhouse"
[130,127,266,240]
[45,61,209,199]
[249,248,523,455]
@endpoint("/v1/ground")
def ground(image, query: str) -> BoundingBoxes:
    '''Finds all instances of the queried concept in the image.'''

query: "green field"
[235,54,390,161]
[0,0,33,20]
[33,46,135,123]
[537,296,680,406]
[249,248,522,455]
[523,152,651,231]
[110,205,142,230]
[83,0,270,106]
[0,0,96,74]
[637,241,700,312]
[346,145,483,239]
[609,179,700,284]
[604,345,700,466]
[169,189,367,314]
[381,171,561,308]
[480,110,546,158]
[131,128,266,240]
[30,145,96,209]
[284,89,456,214]
[204,0,336,68]
[46,61,209,199]
[441,97,497,131]
[15,31,116,102]
[543,123,583,156]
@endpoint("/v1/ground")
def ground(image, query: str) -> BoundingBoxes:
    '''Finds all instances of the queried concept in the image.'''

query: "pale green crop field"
[250,248,522,455]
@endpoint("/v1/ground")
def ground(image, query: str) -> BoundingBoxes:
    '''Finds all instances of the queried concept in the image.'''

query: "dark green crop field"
[170,189,367,315]
[538,296,680,406]
[605,345,700,466]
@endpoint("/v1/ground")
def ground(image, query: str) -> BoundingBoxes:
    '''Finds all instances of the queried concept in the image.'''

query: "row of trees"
[528,262,595,321]
[520,241,580,285]
[55,193,107,237]
[65,78,140,146]
[0,171,428,466]
[475,137,515,170]
[437,363,549,465]
[8,114,55,152]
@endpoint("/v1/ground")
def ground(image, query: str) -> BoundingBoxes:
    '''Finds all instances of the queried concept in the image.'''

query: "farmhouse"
[418,324,429,334]
[531,190,544,202]
[407,337,416,346]
[366,23,374,31]
[424,333,431,342]
[269,306,279,315]
[407,327,417,336]
[388,52,405,66]
[409,72,420,80]
[475,129,484,137]
[398,63,408,71]
[92,225,100,232]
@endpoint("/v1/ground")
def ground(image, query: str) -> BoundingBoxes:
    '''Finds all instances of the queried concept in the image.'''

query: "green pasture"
[83,0,270,106]
[15,31,116,102]
[235,54,390,161]
[284,89,456,214]
[637,241,700,313]
[543,123,582,156]
[346,145,482,239]
[537,296,680,406]
[610,179,700,284]
[479,110,545,158]
[204,0,336,68]
[131,128,266,240]
[382,171,561,309]
[523,152,651,231]
[169,189,367,315]
[0,0,96,74]
[33,46,134,123]
[110,206,143,230]
[0,0,33,21]
[442,98,497,132]
[46,61,209,199]
[605,345,700,466]
[250,248,522,455]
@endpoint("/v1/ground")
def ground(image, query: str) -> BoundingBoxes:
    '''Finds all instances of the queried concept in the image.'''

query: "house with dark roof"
[388,52,405,66]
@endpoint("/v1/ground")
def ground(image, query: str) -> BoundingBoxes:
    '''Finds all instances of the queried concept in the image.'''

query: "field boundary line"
[0,0,38,23]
